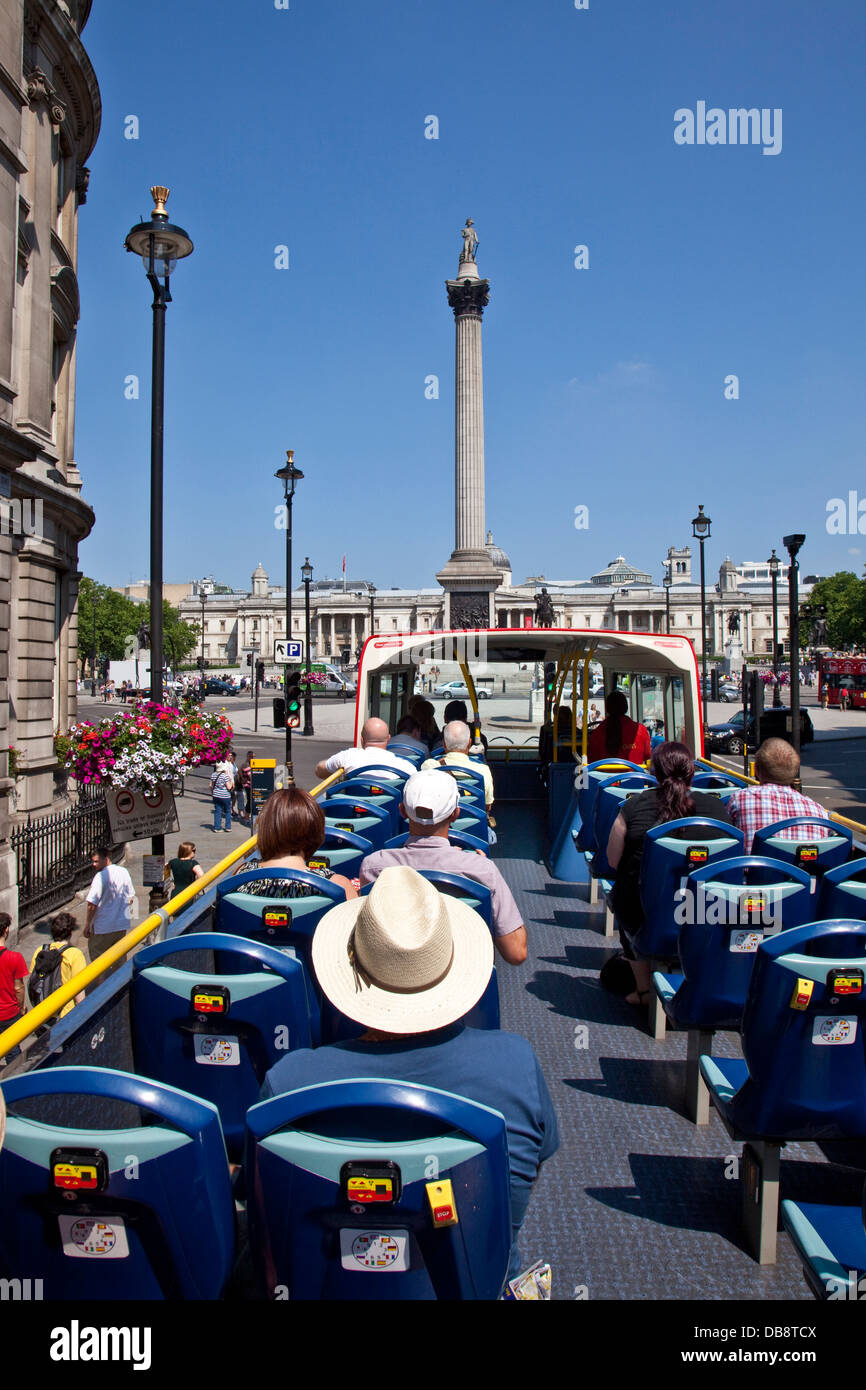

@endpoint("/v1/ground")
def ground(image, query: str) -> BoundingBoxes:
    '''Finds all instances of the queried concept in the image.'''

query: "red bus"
[818,656,866,710]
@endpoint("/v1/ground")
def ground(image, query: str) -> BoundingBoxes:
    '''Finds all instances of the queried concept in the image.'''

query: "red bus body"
[818,657,866,710]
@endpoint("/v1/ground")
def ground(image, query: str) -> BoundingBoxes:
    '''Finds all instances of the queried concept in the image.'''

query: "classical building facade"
[0,0,100,920]
[177,541,810,676]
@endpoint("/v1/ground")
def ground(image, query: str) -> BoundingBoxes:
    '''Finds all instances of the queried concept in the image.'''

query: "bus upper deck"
[2,628,866,1303]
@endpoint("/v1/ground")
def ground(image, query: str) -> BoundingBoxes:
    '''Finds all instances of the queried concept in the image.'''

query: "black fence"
[12,786,113,925]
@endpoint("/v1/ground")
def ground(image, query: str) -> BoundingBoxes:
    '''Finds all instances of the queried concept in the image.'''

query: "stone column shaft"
[454,313,485,552]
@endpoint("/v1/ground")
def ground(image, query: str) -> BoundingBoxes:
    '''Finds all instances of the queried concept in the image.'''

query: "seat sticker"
[194,1034,240,1065]
[812,1016,858,1045]
[339,1229,409,1272]
[729,930,763,953]
[59,1215,129,1259]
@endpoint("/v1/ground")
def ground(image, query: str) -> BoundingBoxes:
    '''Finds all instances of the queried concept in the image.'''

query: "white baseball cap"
[401,769,459,825]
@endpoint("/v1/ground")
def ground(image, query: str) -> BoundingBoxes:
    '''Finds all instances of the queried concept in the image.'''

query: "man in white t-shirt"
[315,717,417,783]
[84,846,135,968]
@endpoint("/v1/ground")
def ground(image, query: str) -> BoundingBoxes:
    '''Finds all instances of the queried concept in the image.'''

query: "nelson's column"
[436,218,502,628]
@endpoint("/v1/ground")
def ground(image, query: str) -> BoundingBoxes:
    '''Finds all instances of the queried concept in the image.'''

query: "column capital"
[446,277,490,320]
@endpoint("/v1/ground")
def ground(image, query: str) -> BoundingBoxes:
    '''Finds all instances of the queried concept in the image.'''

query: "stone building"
[0,0,100,921]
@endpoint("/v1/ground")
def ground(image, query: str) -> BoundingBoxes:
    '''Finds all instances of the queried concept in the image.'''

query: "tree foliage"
[77,580,199,676]
[801,571,866,649]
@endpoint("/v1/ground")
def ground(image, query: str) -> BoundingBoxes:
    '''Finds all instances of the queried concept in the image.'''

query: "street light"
[199,580,207,678]
[125,186,193,907]
[369,582,376,638]
[662,558,672,633]
[691,506,712,730]
[90,582,98,696]
[784,534,806,774]
[768,549,782,707]
[275,449,304,781]
[301,556,314,736]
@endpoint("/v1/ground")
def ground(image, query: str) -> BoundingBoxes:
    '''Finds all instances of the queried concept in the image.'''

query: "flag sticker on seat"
[812,1016,858,1045]
[194,1035,240,1065]
[729,930,763,953]
[59,1215,129,1259]
[340,1230,408,1272]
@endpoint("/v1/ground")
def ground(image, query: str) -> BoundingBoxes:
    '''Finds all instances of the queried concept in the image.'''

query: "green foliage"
[77,579,142,675]
[802,572,866,649]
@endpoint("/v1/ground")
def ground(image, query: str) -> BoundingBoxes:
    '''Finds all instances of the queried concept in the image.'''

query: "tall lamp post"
[369,583,376,639]
[198,581,207,678]
[90,582,98,696]
[784,534,805,775]
[691,505,712,732]
[275,450,304,780]
[663,558,671,633]
[125,186,193,907]
[768,549,782,707]
[301,557,314,736]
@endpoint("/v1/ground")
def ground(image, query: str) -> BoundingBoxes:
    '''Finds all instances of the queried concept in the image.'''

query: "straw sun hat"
[311,865,493,1035]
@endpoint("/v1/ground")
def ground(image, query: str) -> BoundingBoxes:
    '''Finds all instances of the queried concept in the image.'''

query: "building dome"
[251,562,269,597]
[485,531,512,585]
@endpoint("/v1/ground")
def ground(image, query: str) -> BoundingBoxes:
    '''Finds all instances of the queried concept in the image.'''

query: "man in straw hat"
[360,770,527,964]
[262,865,558,1278]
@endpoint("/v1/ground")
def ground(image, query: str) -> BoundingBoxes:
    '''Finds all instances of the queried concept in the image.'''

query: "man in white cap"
[261,865,558,1279]
[315,716,417,782]
[360,770,527,964]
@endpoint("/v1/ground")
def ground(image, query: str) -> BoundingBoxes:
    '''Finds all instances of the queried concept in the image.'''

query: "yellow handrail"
[0,770,344,1060]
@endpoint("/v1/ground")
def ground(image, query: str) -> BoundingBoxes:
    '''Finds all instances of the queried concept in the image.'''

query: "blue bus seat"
[649,856,814,1120]
[0,1066,234,1299]
[385,743,425,766]
[312,827,373,880]
[590,774,657,880]
[322,796,392,852]
[751,817,852,878]
[692,771,744,790]
[131,933,312,1161]
[817,858,866,921]
[329,778,404,835]
[245,1079,511,1300]
[215,868,349,1045]
[575,761,649,855]
[453,804,489,844]
[699,920,866,1263]
[633,819,744,960]
[782,1180,866,1300]
[383,830,489,857]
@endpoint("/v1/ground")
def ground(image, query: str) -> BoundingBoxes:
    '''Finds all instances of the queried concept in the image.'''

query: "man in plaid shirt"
[728,738,830,853]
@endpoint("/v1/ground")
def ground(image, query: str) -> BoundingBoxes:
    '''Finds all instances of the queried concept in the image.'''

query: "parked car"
[704,706,814,755]
[202,679,238,697]
[433,679,491,700]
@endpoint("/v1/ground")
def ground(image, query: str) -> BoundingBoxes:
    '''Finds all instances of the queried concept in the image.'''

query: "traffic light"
[286,666,302,729]
[747,669,765,739]
[710,669,720,702]
[256,660,265,685]
[544,662,556,697]
[273,697,285,728]
[246,653,253,668]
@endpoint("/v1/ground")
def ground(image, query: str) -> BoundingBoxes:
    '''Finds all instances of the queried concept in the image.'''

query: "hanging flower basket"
[64,701,233,795]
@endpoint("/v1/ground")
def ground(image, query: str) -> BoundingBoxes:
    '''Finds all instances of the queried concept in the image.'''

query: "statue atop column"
[535,588,555,629]
[460,217,478,263]
[727,611,740,636]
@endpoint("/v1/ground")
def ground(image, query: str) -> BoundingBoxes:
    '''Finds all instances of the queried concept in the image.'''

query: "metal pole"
[665,579,670,633]
[91,584,97,696]
[303,575,314,735]
[771,570,781,707]
[369,590,374,635]
[200,589,205,674]
[789,556,801,779]
[699,537,708,732]
[254,648,259,732]
[284,492,294,782]
[148,265,167,905]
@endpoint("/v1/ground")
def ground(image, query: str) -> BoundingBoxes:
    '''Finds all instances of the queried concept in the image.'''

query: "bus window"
[370,667,412,730]
[665,677,685,749]
[636,675,665,736]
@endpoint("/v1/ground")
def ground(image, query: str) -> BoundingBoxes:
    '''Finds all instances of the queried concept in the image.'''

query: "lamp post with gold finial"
[125,187,193,905]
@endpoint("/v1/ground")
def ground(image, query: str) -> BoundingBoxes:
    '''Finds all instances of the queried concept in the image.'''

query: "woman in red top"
[587,690,651,765]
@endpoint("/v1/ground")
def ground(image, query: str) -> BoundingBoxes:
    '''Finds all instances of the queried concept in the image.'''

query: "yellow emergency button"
[790,977,814,1010]
[426,1179,458,1228]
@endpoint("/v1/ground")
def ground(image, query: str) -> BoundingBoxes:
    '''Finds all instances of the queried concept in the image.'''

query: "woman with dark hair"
[587,689,652,764]
[236,787,358,901]
[604,741,732,1006]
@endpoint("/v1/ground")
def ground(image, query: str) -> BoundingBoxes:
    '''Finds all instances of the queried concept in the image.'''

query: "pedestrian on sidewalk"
[211,761,234,832]
[229,749,244,819]
[240,750,254,822]
[167,841,204,895]
[84,848,135,974]
[28,911,87,1020]
[0,913,28,1063]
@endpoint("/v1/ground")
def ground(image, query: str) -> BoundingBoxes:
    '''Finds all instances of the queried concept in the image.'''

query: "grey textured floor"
[491,803,866,1302]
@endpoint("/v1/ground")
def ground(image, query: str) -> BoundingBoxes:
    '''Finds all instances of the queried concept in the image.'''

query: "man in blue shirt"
[262,865,558,1281]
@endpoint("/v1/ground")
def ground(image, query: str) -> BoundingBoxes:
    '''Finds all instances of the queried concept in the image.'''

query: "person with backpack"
[0,913,28,1063]
[28,912,87,1021]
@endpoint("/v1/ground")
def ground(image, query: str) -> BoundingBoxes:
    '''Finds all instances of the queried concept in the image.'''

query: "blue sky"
[75,0,866,594]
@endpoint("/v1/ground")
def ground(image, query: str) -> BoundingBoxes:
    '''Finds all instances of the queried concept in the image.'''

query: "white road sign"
[106,784,179,843]
[273,639,304,663]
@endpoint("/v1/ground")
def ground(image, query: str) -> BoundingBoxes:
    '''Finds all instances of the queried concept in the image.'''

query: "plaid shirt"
[727,783,831,853]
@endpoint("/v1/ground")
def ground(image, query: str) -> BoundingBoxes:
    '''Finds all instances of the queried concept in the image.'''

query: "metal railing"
[0,769,344,1059]
[11,786,115,925]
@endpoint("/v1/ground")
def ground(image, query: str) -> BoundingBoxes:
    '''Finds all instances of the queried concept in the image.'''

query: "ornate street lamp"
[691,506,712,731]
[369,582,376,638]
[784,534,806,773]
[663,557,672,633]
[768,549,782,707]
[275,450,304,780]
[198,580,207,678]
[125,186,193,906]
[301,556,314,736]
